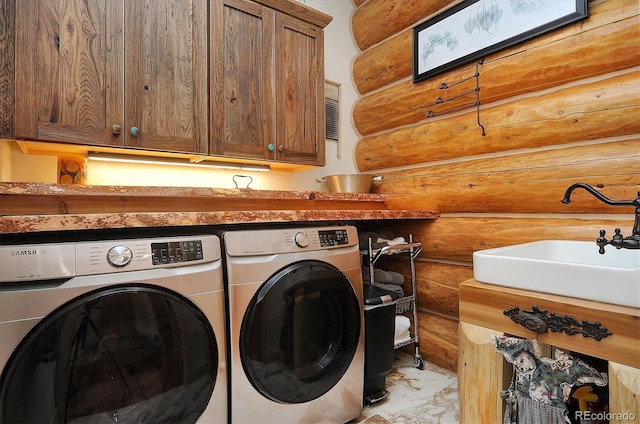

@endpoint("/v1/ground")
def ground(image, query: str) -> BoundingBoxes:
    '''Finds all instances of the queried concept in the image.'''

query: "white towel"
[394,330,411,345]
[394,315,410,338]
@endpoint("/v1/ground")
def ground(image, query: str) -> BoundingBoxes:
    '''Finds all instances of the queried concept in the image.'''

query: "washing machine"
[0,232,227,423]
[221,225,364,423]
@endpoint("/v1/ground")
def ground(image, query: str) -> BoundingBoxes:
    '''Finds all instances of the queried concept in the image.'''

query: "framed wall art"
[413,0,588,83]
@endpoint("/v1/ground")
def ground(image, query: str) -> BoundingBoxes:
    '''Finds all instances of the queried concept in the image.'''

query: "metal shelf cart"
[362,234,424,370]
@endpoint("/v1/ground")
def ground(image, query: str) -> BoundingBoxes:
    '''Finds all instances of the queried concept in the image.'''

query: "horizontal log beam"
[351,0,456,51]
[415,310,459,372]
[391,216,634,263]
[372,140,640,214]
[353,0,637,95]
[382,258,471,318]
[356,72,640,171]
[353,28,411,95]
[353,1,640,133]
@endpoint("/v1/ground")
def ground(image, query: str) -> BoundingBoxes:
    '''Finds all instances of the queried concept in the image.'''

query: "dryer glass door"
[0,284,218,423]
[240,260,361,403]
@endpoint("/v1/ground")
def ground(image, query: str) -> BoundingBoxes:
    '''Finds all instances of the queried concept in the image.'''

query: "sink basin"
[473,240,640,308]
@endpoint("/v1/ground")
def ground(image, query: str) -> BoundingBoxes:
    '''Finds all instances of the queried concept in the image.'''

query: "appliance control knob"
[107,245,133,267]
[294,232,310,248]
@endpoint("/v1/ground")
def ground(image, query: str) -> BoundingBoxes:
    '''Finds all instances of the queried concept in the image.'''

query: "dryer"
[0,233,227,423]
[222,225,364,423]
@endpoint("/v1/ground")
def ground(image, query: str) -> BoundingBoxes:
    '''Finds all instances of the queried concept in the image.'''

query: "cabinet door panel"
[124,0,207,154]
[276,14,324,166]
[15,0,124,146]
[210,0,275,159]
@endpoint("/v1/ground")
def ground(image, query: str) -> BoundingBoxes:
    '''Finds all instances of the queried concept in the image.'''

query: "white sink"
[473,240,640,308]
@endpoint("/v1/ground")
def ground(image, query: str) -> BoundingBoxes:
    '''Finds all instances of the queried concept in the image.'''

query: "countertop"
[0,182,438,233]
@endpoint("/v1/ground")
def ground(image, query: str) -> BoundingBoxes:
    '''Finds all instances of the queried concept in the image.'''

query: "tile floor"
[352,352,459,424]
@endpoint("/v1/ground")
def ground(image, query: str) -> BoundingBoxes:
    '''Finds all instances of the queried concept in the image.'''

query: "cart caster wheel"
[414,356,425,370]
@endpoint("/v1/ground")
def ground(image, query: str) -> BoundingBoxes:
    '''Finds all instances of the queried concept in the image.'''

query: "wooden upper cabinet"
[210,0,326,166]
[14,0,207,154]
[14,1,123,147]
[210,0,275,160]
[276,13,325,166]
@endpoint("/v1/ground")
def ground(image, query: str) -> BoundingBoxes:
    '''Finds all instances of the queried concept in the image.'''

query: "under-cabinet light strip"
[87,152,271,172]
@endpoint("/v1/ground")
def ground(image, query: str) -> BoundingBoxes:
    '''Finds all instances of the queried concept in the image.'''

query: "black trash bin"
[363,284,398,405]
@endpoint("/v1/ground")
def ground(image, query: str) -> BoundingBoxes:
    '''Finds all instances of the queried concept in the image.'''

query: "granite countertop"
[0,182,438,233]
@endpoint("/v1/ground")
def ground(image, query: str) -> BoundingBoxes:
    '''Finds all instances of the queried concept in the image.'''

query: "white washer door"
[240,260,361,403]
[0,284,218,423]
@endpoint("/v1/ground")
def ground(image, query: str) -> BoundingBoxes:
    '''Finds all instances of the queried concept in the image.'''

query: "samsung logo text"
[10,249,46,256]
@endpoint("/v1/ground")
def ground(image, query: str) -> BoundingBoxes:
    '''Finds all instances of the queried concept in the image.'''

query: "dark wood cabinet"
[210,0,326,166]
[14,0,208,154]
[4,0,329,166]
[210,0,275,160]
[276,12,325,166]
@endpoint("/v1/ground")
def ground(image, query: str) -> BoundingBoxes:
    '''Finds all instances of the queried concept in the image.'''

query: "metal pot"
[316,174,383,193]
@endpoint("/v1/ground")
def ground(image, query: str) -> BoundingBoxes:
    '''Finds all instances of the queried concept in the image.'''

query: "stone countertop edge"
[0,183,438,233]
[0,210,437,234]
[0,182,386,201]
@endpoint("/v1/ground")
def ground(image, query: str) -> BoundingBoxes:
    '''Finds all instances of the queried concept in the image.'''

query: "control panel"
[0,235,220,282]
[75,236,218,276]
[151,240,204,265]
[224,226,358,256]
[319,229,349,247]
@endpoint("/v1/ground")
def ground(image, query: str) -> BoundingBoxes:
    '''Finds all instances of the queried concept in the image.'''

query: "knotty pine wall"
[352,0,640,372]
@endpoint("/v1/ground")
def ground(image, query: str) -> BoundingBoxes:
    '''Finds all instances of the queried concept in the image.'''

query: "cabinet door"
[275,13,325,166]
[15,1,125,147]
[124,0,208,154]
[210,0,275,160]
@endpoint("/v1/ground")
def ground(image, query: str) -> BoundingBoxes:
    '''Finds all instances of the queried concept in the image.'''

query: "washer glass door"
[0,284,218,423]
[240,260,361,403]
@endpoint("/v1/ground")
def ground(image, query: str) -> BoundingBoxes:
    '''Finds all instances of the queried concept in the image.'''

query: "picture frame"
[412,0,588,83]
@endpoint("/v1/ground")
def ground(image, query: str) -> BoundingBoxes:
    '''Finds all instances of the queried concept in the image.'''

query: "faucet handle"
[612,228,624,242]
[596,229,608,254]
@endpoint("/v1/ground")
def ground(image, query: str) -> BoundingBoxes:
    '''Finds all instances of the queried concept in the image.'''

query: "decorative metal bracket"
[415,59,486,136]
[503,305,613,341]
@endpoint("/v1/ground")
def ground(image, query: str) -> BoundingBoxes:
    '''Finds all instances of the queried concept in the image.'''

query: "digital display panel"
[318,229,349,247]
[151,240,203,265]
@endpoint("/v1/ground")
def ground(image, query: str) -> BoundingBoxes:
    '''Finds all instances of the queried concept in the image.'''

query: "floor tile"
[352,352,459,424]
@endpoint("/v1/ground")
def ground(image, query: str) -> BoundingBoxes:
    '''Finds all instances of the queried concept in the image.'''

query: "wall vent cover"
[325,80,340,143]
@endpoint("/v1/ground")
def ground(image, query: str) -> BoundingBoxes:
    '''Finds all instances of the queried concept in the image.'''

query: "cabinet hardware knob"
[130,127,139,136]
[278,145,284,152]
[508,311,548,334]
[267,144,275,151]
[112,125,121,137]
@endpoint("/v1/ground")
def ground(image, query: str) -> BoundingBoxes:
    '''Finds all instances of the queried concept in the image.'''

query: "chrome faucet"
[562,183,640,254]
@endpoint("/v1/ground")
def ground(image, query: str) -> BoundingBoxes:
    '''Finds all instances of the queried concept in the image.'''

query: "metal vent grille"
[324,80,340,143]
[325,98,339,141]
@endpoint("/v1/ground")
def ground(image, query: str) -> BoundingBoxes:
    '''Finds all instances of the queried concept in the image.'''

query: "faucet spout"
[562,183,635,206]
[562,183,640,253]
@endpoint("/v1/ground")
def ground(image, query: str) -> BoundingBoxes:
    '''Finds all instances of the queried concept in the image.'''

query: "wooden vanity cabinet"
[14,0,208,154]
[459,280,640,423]
[210,0,326,166]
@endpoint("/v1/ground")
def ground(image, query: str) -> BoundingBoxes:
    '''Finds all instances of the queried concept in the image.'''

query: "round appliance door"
[0,284,218,423]
[240,260,361,404]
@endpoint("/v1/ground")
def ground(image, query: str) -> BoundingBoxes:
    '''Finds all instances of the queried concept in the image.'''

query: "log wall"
[351,0,640,372]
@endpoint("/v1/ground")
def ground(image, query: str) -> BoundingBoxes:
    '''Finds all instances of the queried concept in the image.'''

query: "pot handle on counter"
[316,176,384,182]
[233,174,253,189]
